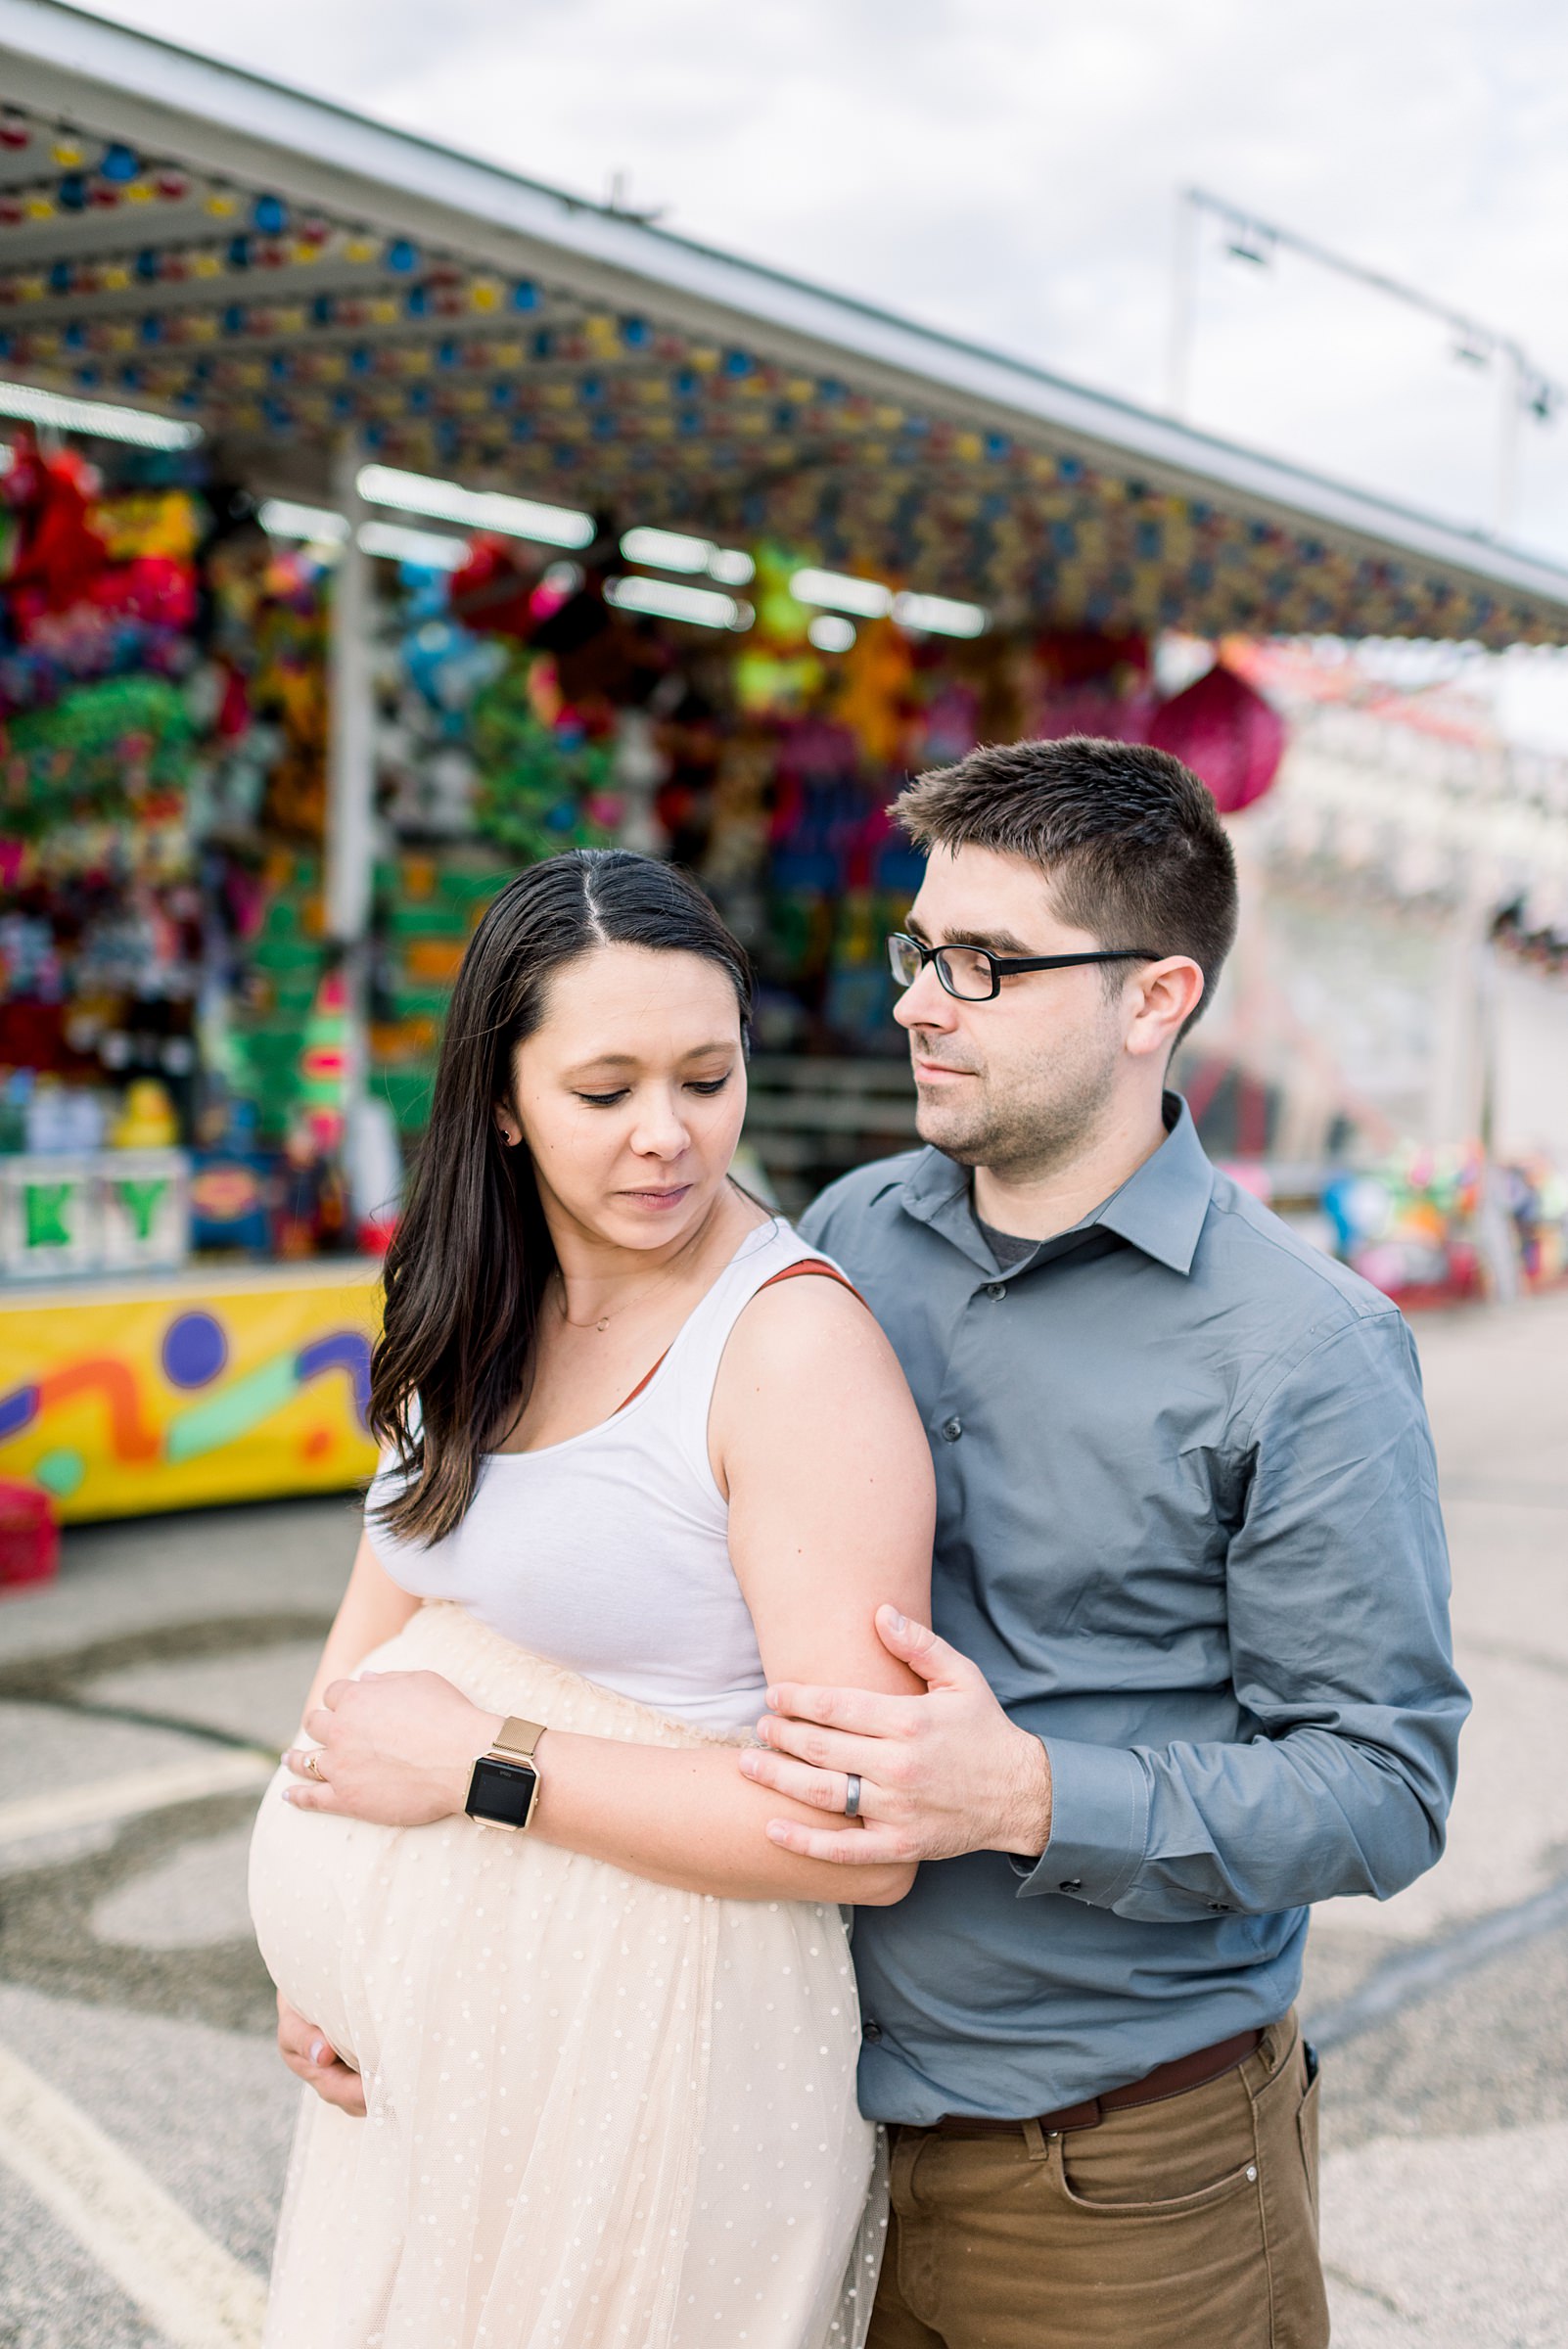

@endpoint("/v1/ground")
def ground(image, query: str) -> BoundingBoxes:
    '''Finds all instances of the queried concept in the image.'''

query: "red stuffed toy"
[2,430,111,619]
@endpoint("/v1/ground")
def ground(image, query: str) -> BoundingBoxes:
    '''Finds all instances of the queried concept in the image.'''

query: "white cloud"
[65,0,1568,560]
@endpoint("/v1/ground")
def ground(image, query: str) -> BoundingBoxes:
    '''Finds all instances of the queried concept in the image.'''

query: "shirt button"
[1058,1879,1084,1894]
[862,2020,884,2043]
[941,1416,963,1443]
[985,1282,1006,1301]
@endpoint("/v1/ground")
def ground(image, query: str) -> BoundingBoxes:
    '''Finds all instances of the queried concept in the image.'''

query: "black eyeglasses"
[886,931,1158,1003]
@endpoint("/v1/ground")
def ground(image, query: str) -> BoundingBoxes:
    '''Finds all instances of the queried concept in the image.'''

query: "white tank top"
[365,1219,842,1733]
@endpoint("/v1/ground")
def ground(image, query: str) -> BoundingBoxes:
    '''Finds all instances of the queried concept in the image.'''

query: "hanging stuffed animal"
[1,430,112,622]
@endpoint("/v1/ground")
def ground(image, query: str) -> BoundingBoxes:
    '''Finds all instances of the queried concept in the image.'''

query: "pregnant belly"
[246,1610,467,2071]
[245,1600,765,2102]
[248,1766,400,2070]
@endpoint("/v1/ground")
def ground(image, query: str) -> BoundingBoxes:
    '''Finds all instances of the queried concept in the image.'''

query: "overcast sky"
[69,0,1568,732]
[73,0,1568,555]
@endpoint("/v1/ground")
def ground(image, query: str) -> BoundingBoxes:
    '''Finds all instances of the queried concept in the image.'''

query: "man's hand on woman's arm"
[739,1605,1054,1867]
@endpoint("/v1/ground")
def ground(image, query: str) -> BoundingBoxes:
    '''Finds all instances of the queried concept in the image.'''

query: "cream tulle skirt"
[248,1600,885,2349]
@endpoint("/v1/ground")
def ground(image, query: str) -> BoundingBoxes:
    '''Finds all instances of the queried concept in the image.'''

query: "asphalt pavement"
[1,1292,1564,2348]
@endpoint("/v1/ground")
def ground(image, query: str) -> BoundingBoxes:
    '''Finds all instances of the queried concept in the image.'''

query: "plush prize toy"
[1,432,111,619]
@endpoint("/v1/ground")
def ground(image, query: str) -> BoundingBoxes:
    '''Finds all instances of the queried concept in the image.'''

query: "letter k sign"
[24,1181,72,1249]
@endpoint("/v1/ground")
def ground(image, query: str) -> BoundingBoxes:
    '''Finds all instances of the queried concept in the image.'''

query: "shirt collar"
[1094,1094,1215,1275]
[898,1091,1215,1279]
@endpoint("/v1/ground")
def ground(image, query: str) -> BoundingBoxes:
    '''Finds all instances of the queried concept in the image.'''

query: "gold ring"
[303,1750,324,1780]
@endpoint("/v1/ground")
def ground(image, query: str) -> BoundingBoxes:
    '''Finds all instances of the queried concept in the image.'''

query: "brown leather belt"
[914,2026,1266,2141]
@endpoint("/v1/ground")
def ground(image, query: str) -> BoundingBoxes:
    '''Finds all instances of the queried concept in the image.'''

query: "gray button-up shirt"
[799,1096,1467,2124]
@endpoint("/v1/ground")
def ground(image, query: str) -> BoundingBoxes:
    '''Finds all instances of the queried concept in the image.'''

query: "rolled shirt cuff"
[1010,1735,1150,1908]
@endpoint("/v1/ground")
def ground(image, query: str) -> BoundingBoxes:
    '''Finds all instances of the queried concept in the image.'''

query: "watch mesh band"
[491,1716,545,1763]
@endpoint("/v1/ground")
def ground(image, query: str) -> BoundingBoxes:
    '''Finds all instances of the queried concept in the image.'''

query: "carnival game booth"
[4,0,1568,1523]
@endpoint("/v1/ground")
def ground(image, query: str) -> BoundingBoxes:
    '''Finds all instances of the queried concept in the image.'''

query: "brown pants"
[868,2011,1327,2349]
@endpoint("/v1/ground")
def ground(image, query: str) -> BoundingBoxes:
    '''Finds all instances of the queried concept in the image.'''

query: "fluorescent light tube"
[892,590,989,638]
[807,615,856,653]
[0,379,201,451]
[259,498,349,544]
[621,525,709,574]
[621,525,755,586]
[358,519,469,571]
[605,576,753,630]
[358,463,594,550]
[707,545,757,586]
[789,567,893,620]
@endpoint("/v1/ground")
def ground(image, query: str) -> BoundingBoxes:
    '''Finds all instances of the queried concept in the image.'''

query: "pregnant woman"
[248,849,934,2349]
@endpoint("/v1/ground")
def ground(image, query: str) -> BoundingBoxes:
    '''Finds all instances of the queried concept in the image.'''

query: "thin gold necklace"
[551,1260,686,1335]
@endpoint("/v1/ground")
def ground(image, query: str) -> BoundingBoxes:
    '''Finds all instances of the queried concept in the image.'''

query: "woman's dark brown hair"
[369,848,753,1545]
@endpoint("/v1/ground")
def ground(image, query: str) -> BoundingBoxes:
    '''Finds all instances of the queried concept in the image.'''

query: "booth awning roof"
[5,0,1568,648]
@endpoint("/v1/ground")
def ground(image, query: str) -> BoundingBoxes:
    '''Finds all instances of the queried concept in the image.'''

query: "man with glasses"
[740,735,1466,2349]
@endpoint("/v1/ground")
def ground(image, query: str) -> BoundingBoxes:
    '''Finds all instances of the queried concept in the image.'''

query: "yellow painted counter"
[0,1259,383,1520]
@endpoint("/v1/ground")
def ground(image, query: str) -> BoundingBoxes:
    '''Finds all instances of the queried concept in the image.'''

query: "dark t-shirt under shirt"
[974,1212,1037,1269]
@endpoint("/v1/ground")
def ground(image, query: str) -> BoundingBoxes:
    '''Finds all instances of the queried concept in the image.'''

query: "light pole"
[1166,187,1563,541]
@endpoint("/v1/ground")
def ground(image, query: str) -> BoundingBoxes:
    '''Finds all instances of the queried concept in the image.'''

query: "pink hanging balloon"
[1145,662,1285,815]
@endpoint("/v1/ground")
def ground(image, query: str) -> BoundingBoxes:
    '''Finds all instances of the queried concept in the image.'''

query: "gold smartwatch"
[464,1715,545,1831]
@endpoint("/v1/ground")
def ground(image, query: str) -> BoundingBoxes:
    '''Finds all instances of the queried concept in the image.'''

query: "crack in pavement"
[0,1613,334,1704]
[1307,1868,1568,2051]
[1322,2261,1408,2321]
[10,1692,285,1755]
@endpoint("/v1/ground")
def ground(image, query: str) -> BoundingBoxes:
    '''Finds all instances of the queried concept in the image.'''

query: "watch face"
[466,1756,539,1829]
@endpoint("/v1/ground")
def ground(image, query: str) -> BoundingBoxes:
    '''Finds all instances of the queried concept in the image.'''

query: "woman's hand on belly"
[283,1670,504,1827]
[276,1992,367,2117]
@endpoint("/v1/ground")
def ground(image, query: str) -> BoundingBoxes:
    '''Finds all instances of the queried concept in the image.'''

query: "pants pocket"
[1050,2125,1272,2349]
[1057,2056,1260,2215]
[1297,2066,1321,2234]
[1055,2148,1261,2220]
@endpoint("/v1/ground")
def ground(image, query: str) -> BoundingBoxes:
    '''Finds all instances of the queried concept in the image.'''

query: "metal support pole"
[324,438,372,949]
[322,438,373,1201]
[1166,189,1200,421]
[1495,358,1523,543]
[1175,190,1561,537]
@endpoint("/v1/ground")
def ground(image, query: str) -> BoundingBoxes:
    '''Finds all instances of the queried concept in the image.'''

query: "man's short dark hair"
[893,736,1239,1037]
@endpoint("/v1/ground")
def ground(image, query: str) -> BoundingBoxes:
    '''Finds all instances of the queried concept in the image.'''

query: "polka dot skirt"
[249,1602,886,2348]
